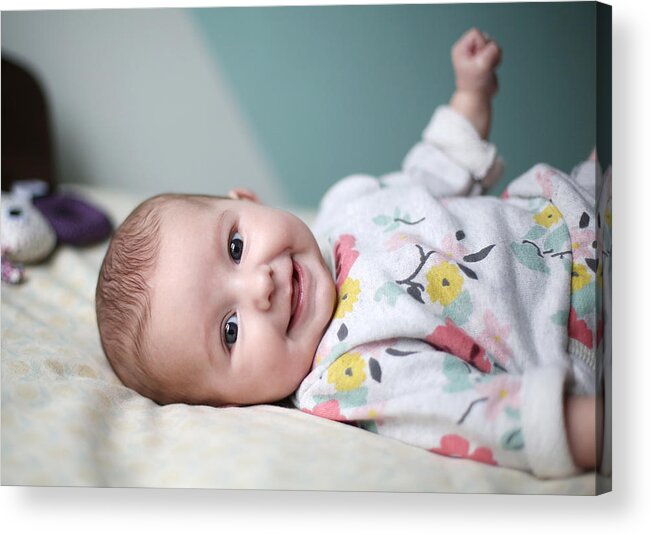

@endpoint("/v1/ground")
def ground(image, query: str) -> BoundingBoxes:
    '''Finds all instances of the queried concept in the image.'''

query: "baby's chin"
[263,351,315,404]
[226,383,301,407]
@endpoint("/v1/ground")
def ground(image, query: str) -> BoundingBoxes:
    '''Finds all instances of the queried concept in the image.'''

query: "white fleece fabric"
[294,106,600,478]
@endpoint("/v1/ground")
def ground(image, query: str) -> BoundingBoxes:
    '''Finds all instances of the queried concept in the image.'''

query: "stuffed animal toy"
[1,180,113,284]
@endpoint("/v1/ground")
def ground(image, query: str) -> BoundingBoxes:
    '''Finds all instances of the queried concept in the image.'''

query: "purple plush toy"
[34,193,113,246]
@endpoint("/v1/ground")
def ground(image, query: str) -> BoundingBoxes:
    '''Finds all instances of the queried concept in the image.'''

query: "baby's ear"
[228,188,261,204]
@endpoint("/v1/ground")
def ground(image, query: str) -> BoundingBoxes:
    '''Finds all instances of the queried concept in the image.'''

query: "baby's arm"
[380,28,503,198]
[564,395,599,469]
[449,28,502,140]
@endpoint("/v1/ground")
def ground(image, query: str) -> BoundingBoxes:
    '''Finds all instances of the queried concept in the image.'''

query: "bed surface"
[1,184,596,493]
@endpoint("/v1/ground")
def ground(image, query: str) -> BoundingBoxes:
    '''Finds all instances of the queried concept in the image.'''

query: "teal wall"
[191,2,597,207]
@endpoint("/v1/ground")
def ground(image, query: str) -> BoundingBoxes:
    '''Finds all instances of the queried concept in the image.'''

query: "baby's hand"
[452,28,502,97]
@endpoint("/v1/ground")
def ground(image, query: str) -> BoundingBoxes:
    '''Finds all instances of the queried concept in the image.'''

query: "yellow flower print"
[534,204,562,228]
[327,352,366,391]
[571,263,592,293]
[426,261,464,306]
[596,261,603,289]
[334,277,360,319]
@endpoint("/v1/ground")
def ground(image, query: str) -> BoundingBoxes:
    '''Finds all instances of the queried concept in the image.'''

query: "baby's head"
[96,190,336,406]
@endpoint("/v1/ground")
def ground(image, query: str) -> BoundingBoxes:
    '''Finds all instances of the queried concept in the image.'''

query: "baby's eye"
[229,231,244,263]
[224,313,238,347]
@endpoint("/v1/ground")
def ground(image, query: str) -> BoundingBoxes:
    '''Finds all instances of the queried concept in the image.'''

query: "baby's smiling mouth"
[288,260,303,331]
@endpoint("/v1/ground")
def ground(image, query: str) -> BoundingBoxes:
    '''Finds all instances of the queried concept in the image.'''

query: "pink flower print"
[441,233,468,262]
[426,318,491,373]
[501,189,510,200]
[302,400,348,422]
[430,434,497,466]
[568,307,593,349]
[384,232,420,252]
[570,227,596,262]
[477,310,513,367]
[355,339,398,360]
[535,167,556,199]
[333,234,359,290]
[474,375,521,421]
[313,336,334,368]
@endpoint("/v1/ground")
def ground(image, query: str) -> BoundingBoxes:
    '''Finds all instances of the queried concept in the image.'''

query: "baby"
[96,29,605,478]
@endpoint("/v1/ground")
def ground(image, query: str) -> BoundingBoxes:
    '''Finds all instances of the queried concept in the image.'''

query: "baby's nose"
[251,264,274,311]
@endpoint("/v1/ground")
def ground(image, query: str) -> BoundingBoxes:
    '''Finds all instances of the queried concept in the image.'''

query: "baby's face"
[146,194,336,405]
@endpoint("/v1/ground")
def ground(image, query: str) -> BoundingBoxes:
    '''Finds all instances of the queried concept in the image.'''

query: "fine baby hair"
[96,193,170,402]
[96,190,260,405]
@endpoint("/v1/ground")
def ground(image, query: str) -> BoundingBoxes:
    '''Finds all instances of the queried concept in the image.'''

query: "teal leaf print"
[314,387,369,409]
[335,387,369,409]
[374,281,404,307]
[393,209,425,226]
[524,225,547,241]
[443,354,475,393]
[561,257,572,272]
[442,289,472,326]
[551,310,569,326]
[573,282,596,317]
[510,241,550,274]
[504,407,521,420]
[373,214,392,227]
[321,341,350,368]
[373,208,425,232]
[501,428,525,450]
[543,224,569,251]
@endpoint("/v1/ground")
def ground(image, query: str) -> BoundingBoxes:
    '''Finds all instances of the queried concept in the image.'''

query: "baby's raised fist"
[451,28,502,97]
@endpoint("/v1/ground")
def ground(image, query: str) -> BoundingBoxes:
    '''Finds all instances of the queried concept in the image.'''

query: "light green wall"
[191,2,599,207]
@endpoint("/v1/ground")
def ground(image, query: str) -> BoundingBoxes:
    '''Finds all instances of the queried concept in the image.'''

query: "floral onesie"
[293,106,608,478]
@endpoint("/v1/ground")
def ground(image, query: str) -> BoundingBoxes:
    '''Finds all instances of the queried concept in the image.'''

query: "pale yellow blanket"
[1,185,595,493]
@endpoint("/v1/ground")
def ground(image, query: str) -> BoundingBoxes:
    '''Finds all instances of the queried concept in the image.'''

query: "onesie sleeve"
[521,366,580,478]
[382,106,504,197]
[313,106,504,233]
[295,339,580,479]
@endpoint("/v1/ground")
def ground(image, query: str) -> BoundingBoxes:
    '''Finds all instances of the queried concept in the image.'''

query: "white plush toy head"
[1,189,57,263]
